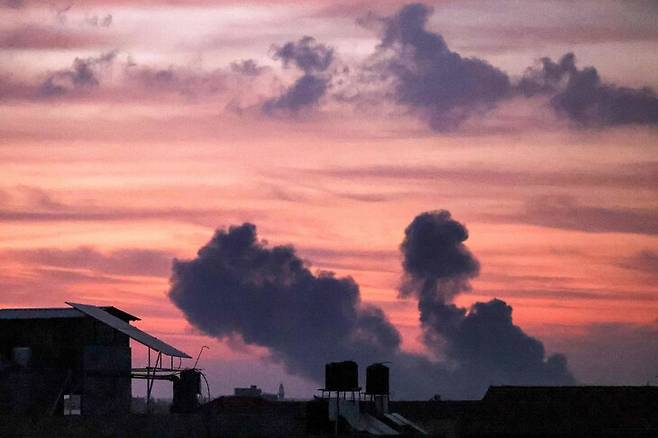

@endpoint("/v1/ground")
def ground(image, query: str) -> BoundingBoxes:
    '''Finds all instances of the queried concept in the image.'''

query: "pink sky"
[1,0,657,398]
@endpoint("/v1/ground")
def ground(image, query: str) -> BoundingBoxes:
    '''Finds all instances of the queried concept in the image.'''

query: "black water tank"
[325,361,358,391]
[171,369,201,413]
[366,363,389,395]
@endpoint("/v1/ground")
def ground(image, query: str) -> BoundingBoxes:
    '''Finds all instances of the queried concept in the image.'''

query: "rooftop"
[0,302,190,359]
[0,306,140,321]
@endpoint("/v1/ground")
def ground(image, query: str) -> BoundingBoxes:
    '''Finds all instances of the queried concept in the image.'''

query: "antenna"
[193,345,210,369]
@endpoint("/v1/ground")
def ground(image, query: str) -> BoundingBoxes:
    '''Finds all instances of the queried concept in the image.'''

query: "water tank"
[171,369,201,413]
[12,347,31,368]
[324,361,358,391]
[366,363,389,395]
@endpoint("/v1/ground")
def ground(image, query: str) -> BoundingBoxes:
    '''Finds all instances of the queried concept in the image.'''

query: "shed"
[0,302,189,416]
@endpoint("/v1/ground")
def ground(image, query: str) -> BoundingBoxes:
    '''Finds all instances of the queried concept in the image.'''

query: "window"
[63,394,81,415]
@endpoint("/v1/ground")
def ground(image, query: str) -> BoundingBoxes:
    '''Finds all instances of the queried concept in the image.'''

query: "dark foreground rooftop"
[0,386,656,437]
[460,386,658,438]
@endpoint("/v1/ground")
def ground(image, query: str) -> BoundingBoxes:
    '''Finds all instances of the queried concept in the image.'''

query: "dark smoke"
[170,212,574,399]
[400,211,575,394]
[519,52,658,126]
[375,3,512,131]
[263,36,334,114]
[169,223,401,381]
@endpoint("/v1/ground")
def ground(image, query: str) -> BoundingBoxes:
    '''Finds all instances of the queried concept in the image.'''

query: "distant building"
[234,385,263,398]
[234,384,281,401]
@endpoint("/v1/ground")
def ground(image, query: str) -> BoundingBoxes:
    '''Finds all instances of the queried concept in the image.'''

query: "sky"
[1,0,657,400]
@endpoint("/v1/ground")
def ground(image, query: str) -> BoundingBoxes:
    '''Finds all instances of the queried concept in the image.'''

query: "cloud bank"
[3,2,657,131]
[369,3,658,130]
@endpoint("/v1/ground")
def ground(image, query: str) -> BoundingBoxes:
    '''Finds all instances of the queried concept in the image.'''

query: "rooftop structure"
[0,302,191,416]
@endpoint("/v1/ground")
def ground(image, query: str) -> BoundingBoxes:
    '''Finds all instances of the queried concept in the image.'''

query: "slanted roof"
[67,302,191,358]
[0,306,139,321]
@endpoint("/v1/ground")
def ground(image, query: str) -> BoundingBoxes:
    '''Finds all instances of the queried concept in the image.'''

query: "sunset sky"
[1,0,657,399]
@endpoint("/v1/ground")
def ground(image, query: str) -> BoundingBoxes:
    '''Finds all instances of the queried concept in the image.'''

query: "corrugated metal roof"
[357,413,399,435]
[386,413,428,435]
[0,306,140,321]
[67,302,191,358]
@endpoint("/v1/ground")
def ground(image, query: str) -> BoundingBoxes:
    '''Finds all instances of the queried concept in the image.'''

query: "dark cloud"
[262,74,329,113]
[492,195,658,235]
[374,3,512,131]
[39,51,116,97]
[400,211,574,393]
[169,212,574,399]
[363,3,658,131]
[272,36,334,74]
[263,36,334,114]
[519,52,658,126]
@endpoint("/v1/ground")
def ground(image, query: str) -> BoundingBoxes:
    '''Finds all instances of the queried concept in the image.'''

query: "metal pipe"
[193,345,209,369]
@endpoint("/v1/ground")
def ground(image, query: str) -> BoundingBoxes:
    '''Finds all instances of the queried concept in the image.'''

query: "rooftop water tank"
[325,361,359,391]
[366,363,389,395]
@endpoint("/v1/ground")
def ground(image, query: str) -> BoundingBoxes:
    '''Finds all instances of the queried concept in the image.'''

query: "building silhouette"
[0,302,190,416]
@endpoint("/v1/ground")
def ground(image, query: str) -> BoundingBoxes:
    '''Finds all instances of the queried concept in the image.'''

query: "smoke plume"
[399,211,574,394]
[169,223,401,382]
[169,212,574,399]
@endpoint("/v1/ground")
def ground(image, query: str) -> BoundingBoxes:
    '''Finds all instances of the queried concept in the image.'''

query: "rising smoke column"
[169,213,574,399]
[169,223,402,382]
[400,211,575,395]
